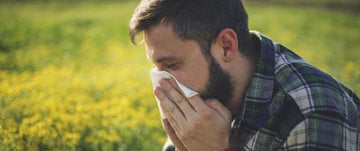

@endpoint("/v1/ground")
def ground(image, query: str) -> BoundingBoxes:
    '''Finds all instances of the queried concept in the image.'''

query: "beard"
[200,56,234,106]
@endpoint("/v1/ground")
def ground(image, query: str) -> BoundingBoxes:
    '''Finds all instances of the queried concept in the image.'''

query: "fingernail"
[154,87,161,95]
[159,78,166,86]
[160,78,171,88]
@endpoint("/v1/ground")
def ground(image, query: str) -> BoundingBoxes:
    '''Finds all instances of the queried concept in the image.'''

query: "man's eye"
[166,63,177,69]
[167,64,176,68]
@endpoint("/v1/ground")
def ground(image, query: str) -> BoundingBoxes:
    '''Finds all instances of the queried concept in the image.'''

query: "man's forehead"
[144,23,178,61]
[143,21,203,66]
[144,21,173,37]
[146,46,178,64]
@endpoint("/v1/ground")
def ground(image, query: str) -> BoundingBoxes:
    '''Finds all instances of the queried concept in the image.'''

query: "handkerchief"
[150,69,199,98]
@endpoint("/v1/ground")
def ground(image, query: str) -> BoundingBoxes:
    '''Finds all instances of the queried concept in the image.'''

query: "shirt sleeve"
[282,115,360,150]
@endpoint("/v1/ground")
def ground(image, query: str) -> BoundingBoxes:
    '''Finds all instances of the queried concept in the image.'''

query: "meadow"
[0,1,359,150]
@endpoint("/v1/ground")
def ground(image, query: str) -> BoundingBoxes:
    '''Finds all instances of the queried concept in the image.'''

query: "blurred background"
[0,0,359,150]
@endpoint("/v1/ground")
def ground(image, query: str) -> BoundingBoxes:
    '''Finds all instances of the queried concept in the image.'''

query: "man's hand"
[154,78,232,151]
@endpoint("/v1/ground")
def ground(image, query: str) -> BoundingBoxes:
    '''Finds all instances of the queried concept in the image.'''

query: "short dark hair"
[129,0,252,58]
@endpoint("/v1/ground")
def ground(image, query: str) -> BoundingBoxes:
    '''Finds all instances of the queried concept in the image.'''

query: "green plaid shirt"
[230,32,360,150]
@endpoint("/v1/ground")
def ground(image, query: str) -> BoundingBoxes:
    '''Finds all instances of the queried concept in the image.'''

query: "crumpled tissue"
[150,69,199,98]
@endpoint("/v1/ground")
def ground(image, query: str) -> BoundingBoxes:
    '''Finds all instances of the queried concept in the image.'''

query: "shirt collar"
[239,31,276,128]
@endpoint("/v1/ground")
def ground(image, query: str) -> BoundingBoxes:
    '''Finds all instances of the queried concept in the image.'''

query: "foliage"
[0,1,164,151]
[0,1,359,150]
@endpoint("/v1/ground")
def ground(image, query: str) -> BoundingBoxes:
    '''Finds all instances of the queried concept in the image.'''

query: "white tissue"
[150,69,199,98]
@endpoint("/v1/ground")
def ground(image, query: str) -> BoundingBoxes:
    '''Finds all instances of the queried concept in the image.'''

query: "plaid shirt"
[230,32,360,150]
[162,32,360,151]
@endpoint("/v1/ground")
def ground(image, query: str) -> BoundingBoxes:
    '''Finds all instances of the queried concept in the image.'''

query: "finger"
[166,114,181,133]
[166,78,209,114]
[155,87,186,126]
[168,77,187,98]
[205,99,232,122]
[161,78,196,120]
[162,119,188,151]
[186,94,209,113]
[154,97,167,119]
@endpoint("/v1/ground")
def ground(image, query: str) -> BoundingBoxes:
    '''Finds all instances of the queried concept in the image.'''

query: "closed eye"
[166,63,178,69]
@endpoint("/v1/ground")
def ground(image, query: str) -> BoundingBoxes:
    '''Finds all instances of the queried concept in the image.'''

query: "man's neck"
[228,33,262,115]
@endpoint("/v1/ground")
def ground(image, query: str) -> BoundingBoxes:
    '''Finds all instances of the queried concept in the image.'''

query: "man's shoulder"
[273,45,347,100]
[272,52,359,126]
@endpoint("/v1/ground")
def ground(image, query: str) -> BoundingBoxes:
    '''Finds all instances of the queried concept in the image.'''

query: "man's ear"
[215,28,239,62]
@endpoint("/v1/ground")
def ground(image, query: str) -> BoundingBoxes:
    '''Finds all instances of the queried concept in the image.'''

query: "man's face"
[145,22,233,105]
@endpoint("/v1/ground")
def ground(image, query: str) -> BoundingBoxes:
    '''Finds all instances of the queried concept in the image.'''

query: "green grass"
[0,2,142,71]
[0,1,359,150]
[245,3,360,93]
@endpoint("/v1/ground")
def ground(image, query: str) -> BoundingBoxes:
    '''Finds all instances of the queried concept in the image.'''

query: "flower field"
[0,1,359,150]
[0,1,163,150]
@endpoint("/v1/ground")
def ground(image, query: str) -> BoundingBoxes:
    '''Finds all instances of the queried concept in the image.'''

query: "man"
[129,0,360,150]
